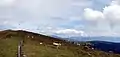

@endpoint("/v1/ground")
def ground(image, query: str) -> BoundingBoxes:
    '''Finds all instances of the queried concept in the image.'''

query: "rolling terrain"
[0,30,120,57]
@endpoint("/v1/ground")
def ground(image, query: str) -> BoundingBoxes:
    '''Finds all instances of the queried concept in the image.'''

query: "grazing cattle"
[39,42,43,45]
[91,47,94,50]
[53,42,61,46]
[23,54,27,57]
[32,36,34,38]
[27,36,30,38]
[53,42,61,49]
[77,43,81,46]
[84,46,90,50]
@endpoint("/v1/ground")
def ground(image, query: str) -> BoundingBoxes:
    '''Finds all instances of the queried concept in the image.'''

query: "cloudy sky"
[0,0,120,37]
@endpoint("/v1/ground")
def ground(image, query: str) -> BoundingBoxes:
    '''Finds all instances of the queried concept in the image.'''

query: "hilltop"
[0,30,120,57]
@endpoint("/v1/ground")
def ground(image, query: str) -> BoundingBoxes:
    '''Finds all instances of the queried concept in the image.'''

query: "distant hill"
[89,41,120,54]
[0,30,120,57]
[55,36,120,42]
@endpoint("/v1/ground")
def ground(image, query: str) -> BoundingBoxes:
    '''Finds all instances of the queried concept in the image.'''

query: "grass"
[0,37,20,57]
[23,39,76,57]
[23,38,120,57]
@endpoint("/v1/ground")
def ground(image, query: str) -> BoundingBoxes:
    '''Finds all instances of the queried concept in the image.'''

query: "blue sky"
[0,0,120,37]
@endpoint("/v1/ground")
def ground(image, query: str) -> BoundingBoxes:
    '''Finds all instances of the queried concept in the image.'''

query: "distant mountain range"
[89,41,120,54]
[51,35,120,42]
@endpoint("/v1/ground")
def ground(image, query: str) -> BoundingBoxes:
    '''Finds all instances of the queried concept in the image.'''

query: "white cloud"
[56,29,84,34]
[103,2,120,21]
[84,0,120,21]
[84,8,104,20]
[83,0,120,36]
[55,29,86,37]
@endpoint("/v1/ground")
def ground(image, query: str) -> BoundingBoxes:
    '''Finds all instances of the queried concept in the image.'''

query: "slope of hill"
[0,30,120,57]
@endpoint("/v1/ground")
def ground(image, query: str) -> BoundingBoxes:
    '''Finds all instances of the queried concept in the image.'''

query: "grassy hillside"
[0,30,120,57]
